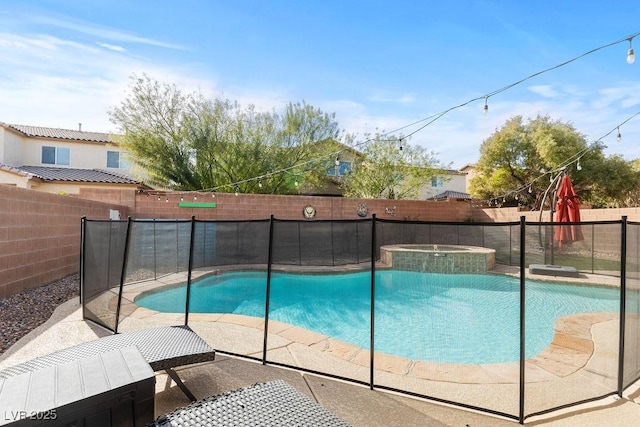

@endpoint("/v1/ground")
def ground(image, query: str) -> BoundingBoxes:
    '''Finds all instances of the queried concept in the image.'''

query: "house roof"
[6,165,144,185]
[3,123,113,143]
[429,190,472,200]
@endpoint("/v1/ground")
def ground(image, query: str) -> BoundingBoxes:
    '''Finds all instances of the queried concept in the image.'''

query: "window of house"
[42,146,70,165]
[326,161,352,176]
[431,176,444,187]
[107,151,130,169]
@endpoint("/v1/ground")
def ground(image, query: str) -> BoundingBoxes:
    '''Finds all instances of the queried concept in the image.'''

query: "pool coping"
[114,264,623,385]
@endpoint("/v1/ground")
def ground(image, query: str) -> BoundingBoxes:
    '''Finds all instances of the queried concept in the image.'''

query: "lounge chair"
[0,325,215,402]
[151,379,349,426]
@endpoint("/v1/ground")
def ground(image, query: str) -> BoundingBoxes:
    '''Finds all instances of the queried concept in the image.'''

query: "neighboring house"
[0,122,148,193]
[301,138,360,196]
[420,169,470,200]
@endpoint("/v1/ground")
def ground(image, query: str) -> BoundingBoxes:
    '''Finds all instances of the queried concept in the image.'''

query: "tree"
[109,74,343,193]
[469,115,640,209]
[341,134,444,199]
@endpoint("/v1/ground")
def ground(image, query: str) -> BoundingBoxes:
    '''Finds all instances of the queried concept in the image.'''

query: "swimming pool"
[135,270,619,364]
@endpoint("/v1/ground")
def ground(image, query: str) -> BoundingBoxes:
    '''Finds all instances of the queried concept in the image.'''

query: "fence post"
[519,215,526,424]
[370,214,377,390]
[618,216,628,396]
[79,216,86,305]
[185,216,196,326]
[115,217,133,334]
[263,215,275,364]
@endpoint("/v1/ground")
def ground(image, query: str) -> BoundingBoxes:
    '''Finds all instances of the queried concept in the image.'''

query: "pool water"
[135,270,619,364]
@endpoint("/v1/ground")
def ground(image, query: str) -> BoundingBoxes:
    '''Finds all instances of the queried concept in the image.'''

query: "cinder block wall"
[0,185,129,298]
[132,191,474,221]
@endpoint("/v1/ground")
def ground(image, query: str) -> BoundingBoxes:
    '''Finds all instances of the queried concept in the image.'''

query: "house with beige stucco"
[0,123,149,194]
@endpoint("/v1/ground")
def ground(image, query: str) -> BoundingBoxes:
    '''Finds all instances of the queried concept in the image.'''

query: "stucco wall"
[472,206,640,222]
[0,185,129,298]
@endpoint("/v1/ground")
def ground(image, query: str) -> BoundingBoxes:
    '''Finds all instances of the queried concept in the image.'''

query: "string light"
[193,194,197,201]
[617,127,622,142]
[335,156,340,167]
[157,195,161,201]
[483,96,489,115]
[576,159,582,171]
[628,37,636,64]
[258,180,263,188]
[399,139,403,151]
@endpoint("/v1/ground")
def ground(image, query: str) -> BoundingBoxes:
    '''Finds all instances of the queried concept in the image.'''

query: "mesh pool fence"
[80,216,640,423]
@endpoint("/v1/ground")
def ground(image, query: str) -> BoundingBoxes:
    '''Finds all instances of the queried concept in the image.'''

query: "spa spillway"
[379,244,496,273]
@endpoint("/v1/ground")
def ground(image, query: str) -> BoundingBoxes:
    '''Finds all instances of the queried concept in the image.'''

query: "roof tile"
[7,124,113,143]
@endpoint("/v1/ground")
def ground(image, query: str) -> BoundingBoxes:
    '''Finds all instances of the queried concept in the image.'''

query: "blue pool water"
[135,270,619,364]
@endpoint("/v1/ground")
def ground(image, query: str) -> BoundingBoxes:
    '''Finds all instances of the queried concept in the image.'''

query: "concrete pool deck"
[2,267,640,425]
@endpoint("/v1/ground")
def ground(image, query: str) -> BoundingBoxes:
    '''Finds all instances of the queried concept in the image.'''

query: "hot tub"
[379,244,496,273]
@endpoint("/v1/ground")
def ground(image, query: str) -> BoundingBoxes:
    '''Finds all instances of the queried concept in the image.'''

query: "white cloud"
[528,85,558,98]
[97,42,126,52]
[32,15,184,50]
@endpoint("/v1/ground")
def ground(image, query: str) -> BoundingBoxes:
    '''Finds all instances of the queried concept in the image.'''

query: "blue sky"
[1,1,639,169]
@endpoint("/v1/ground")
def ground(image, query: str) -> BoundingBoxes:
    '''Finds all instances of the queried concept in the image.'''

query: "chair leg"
[165,368,197,402]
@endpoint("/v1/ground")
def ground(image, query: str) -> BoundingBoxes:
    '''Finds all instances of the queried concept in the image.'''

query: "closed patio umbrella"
[554,174,584,250]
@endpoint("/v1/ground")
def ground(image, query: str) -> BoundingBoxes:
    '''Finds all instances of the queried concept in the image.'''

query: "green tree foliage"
[109,74,342,193]
[470,114,640,209]
[341,134,444,199]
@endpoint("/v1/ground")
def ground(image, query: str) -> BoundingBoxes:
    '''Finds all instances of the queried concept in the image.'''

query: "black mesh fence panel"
[372,221,520,417]
[265,219,373,382]
[117,220,192,332]
[524,222,620,418]
[271,219,371,266]
[82,220,128,332]
[623,222,640,389]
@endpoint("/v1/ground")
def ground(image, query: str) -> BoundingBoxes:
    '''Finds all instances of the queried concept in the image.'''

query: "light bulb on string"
[335,156,340,167]
[157,195,161,201]
[294,179,299,187]
[617,127,622,142]
[258,180,263,188]
[576,159,582,171]
[193,194,197,201]
[399,139,403,151]
[211,192,215,198]
[180,196,184,202]
[483,96,489,115]
[165,197,169,203]
[628,38,635,64]
[528,186,532,194]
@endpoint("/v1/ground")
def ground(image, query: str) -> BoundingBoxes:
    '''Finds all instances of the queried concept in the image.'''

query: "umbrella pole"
[549,170,568,265]
[537,169,566,263]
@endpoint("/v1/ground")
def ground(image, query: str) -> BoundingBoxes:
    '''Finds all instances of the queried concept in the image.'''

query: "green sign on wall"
[178,201,217,208]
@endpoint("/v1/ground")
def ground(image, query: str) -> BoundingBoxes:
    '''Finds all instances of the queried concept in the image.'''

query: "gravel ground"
[0,274,79,355]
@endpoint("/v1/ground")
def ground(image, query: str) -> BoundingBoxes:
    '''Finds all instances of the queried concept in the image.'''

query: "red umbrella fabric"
[554,175,584,249]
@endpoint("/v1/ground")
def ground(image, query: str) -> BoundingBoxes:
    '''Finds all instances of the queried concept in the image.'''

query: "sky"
[1,1,639,170]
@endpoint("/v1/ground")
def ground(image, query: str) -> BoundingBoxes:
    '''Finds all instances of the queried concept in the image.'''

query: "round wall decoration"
[302,205,316,219]
[356,203,368,217]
